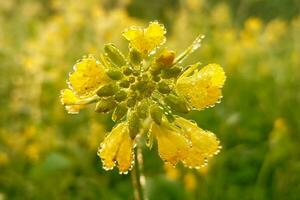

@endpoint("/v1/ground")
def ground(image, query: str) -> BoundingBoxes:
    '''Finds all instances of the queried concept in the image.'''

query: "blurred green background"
[1,0,300,199]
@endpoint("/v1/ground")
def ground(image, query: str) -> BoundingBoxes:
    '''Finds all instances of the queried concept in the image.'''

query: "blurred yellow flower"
[176,63,226,110]
[123,21,166,56]
[184,172,197,191]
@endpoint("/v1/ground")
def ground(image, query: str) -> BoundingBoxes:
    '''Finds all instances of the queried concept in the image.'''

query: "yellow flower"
[60,89,85,114]
[150,119,190,166]
[150,117,220,169]
[122,21,166,56]
[174,117,221,168]
[176,63,226,110]
[97,122,135,174]
[68,55,110,97]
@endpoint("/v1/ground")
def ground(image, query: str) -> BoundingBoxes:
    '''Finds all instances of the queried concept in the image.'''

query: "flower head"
[61,21,226,174]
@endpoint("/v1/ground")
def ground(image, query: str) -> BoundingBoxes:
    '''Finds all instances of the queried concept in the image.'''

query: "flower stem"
[131,145,147,200]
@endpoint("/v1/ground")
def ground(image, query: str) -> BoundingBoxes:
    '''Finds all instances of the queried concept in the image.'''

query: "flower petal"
[176,63,226,110]
[68,55,110,97]
[60,89,85,114]
[98,122,126,170]
[175,117,221,168]
[116,130,135,174]
[122,21,166,56]
[150,121,190,166]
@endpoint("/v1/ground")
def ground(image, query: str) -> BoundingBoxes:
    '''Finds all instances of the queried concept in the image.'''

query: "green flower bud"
[104,43,126,67]
[96,84,118,97]
[158,81,171,94]
[119,80,130,88]
[114,90,127,102]
[127,94,137,107]
[112,103,128,122]
[152,75,160,82]
[129,48,142,66]
[95,99,117,113]
[164,94,189,113]
[106,69,123,80]
[137,100,149,118]
[161,66,182,79]
[150,104,163,125]
[128,112,140,138]
[123,66,132,75]
[128,76,135,83]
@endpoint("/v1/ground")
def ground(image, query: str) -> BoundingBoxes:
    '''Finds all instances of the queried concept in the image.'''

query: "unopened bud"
[161,66,182,79]
[104,43,126,67]
[112,103,128,122]
[129,48,142,66]
[156,49,175,68]
[95,99,117,113]
[106,69,123,80]
[114,90,127,102]
[158,81,171,94]
[150,104,163,125]
[128,112,140,138]
[164,94,189,113]
[137,100,149,118]
[96,84,118,97]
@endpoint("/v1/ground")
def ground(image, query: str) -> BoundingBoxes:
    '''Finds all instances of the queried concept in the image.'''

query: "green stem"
[131,145,147,200]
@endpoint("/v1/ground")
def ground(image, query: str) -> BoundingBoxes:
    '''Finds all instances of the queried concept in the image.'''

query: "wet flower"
[61,21,226,174]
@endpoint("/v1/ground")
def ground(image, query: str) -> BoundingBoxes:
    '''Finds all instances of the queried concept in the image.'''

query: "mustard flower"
[61,21,226,174]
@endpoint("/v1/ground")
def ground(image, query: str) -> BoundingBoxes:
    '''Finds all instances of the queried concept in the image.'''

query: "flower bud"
[112,103,128,122]
[96,84,118,97]
[137,100,149,118]
[129,48,142,66]
[104,43,126,67]
[157,81,171,94]
[119,80,130,88]
[164,94,189,113]
[156,49,175,68]
[106,69,123,80]
[114,90,127,102]
[128,112,140,138]
[161,66,182,79]
[95,99,117,113]
[150,104,163,125]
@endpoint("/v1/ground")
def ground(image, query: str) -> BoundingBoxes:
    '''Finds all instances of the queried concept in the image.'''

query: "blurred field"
[0,0,300,199]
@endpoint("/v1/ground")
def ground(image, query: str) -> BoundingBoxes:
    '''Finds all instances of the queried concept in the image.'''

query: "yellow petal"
[64,105,85,114]
[175,117,221,168]
[122,21,166,56]
[150,121,190,166]
[60,89,81,105]
[98,122,126,170]
[176,63,226,110]
[60,89,85,114]
[116,130,134,174]
[68,55,110,97]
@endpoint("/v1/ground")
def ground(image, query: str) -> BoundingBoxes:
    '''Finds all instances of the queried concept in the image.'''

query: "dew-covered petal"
[98,122,126,171]
[116,130,134,174]
[68,55,110,97]
[60,89,85,114]
[122,21,166,56]
[176,63,226,110]
[175,117,221,168]
[150,122,190,166]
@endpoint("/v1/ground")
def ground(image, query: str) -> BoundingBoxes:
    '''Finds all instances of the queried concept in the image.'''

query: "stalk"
[131,145,147,200]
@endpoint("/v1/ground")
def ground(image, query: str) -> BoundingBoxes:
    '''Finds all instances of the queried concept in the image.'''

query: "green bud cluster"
[94,44,190,139]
